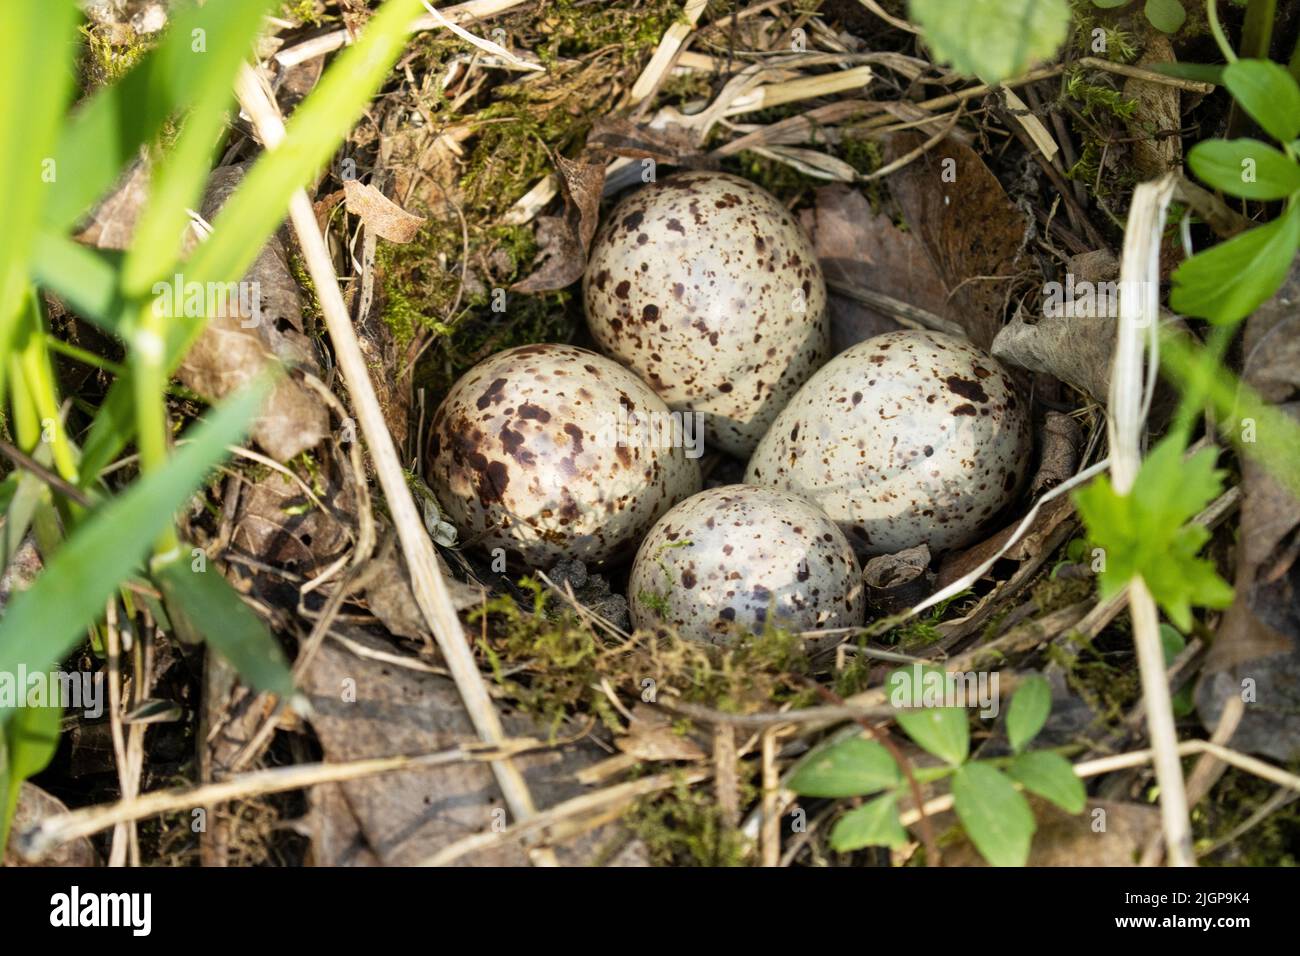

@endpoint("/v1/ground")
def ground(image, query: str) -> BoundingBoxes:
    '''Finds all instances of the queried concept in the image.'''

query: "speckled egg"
[583,171,830,458]
[427,344,702,568]
[627,485,864,645]
[745,330,1031,558]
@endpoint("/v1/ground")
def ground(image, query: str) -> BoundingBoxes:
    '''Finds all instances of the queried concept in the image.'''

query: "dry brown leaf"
[615,703,706,762]
[302,632,638,866]
[800,184,944,350]
[75,157,150,250]
[880,131,1029,350]
[343,179,427,244]
[232,470,353,572]
[512,154,605,294]
[176,165,328,462]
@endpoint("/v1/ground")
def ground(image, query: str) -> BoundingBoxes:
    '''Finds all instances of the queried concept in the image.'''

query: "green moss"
[629,777,750,867]
[1195,766,1300,866]
[78,22,150,95]
[279,1,335,27]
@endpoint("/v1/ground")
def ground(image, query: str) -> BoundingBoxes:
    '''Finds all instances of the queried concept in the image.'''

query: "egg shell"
[427,344,702,569]
[628,484,864,645]
[745,330,1031,558]
[583,171,830,458]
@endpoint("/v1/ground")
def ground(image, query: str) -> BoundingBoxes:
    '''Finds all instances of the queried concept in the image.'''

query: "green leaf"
[1144,0,1186,33]
[952,763,1036,866]
[1075,436,1235,631]
[0,0,80,384]
[0,377,271,726]
[1008,751,1085,814]
[0,700,62,850]
[1006,675,1051,752]
[1188,138,1300,200]
[788,735,900,797]
[1222,59,1300,143]
[829,793,908,852]
[1150,62,1224,85]
[120,0,278,297]
[1090,0,1130,8]
[1160,326,1300,502]
[74,0,429,477]
[908,0,1071,83]
[43,0,278,234]
[186,0,428,293]
[31,232,129,336]
[1170,203,1300,325]
[1159,623,1187,665]
[889,665,970,766]
[153,559,294,699]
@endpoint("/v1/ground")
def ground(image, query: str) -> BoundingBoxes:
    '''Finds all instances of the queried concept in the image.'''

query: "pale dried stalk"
[1109,173,1194,866]
[16,739,546,861]
[274,0,532,68]
[724,66,875,116]
[234,66,554,863]
[628,0,708,104]
[419,0,543,71]
[418,770,710,866]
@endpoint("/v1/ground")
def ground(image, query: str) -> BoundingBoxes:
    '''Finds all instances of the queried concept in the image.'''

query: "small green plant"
[1074,435,1235,631]
[1091,0,1188,34]
[1171,3,1300,323]
[788,670,1084,865]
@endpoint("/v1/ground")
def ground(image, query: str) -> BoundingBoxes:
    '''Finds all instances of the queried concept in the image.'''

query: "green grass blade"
[0,0,80,388]
[185,0,426,291]
[78,0,425,476]
[43,0,279,234]
[121,0,278,297]
[31,232,129,337]
[154,559,295,699]
[0,375,273,726]
[0,701,62,851]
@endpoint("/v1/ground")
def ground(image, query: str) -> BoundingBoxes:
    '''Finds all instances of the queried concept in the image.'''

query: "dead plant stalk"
[233,64,556,865]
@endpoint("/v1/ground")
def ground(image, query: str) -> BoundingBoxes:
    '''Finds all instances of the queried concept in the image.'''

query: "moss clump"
[1194,766,1300,866]
[78,23,150,95]
[472,578,616,738]
[1045,630,1140,723]
[629,777,750,866]
[470,577,818,737]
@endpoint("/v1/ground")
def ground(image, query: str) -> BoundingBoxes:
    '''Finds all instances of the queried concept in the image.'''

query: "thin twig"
[15,738,548,861]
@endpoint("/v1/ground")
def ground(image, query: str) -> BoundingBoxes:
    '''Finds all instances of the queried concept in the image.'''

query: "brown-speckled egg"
[583,171,830,458]
[745,330,1031,558]
[427,344,702,568]
[627,484,864,645]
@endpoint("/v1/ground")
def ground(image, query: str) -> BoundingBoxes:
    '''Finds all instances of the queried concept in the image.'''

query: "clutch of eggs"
[584,171,829,458]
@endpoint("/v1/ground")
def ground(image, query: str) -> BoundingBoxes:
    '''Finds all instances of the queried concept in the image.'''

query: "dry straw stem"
[15,738,548,861]
[723,66,875,116]
[628,0,708,104]
[417,769,710,866]
[233,65,555,863]
[274,0,532,67]
[1109,172,1194,866]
